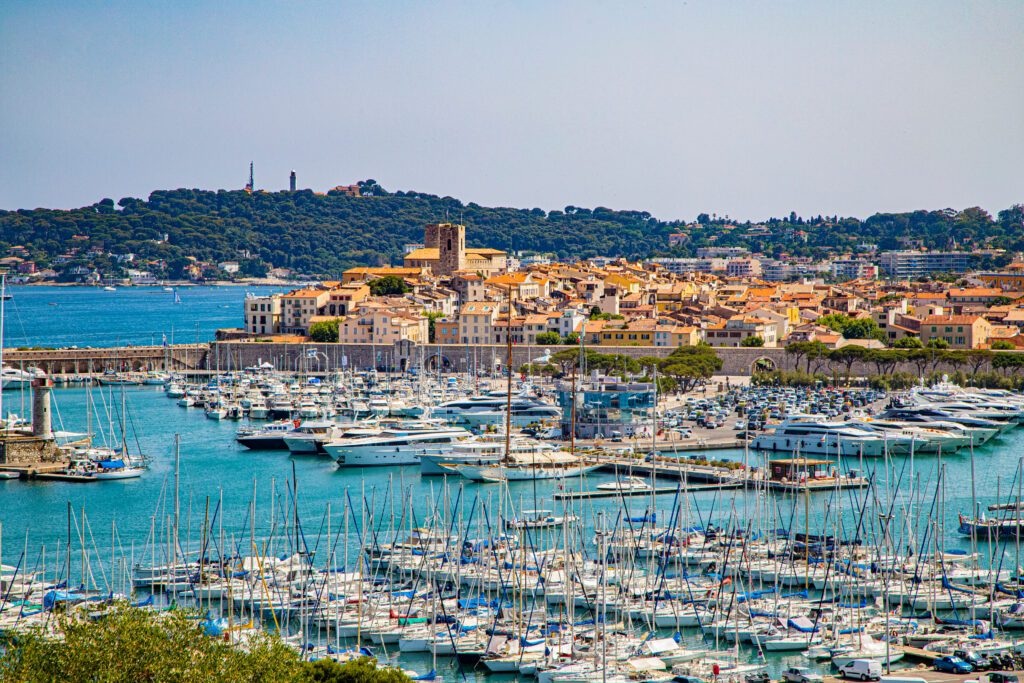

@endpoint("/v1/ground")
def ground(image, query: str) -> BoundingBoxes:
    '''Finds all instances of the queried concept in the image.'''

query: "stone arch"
[425,354,454,371]
[751,356,777,373]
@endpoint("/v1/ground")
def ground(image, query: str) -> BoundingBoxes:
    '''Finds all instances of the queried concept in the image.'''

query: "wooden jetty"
[0,462,68,480]
[554,482,742,500]
[595,456,871,493]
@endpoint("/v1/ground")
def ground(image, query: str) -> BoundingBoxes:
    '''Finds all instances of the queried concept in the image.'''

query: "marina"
[4,368,1024,682]
[4,292,1024,683]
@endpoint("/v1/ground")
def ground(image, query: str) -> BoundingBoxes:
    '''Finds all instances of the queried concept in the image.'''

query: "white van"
[839,660,882,681]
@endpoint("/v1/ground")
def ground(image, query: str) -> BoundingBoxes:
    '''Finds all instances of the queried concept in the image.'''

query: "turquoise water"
[3,285,287,348]
[3,386,1021,573]
[2,386,1023,677]
[0,285,1020,676]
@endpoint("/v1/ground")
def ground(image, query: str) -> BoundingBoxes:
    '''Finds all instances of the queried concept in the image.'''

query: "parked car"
[783,667,824,683]
[934,656,974,675]
[953,649,986,670]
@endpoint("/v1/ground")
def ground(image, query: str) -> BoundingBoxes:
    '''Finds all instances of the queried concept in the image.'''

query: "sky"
[1,1,1022,221]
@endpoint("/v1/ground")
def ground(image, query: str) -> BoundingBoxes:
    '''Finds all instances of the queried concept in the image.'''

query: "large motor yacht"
[750,416,899,456]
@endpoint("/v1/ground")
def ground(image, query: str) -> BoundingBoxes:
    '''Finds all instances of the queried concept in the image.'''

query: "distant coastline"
[15,279,296,288]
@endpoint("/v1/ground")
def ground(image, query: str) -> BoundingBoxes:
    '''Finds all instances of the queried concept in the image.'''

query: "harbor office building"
[556,376,655,439]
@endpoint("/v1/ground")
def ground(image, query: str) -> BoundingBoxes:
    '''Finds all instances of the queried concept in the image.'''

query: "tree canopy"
[368,275,411,296]
[0,605,408,683]
[3,186,1021,278]
[309,318,342,342]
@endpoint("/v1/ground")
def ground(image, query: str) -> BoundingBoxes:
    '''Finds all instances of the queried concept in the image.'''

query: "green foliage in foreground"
[0,607,409,683]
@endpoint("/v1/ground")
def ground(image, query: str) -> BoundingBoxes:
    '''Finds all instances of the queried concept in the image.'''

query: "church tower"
[425,222,465,275]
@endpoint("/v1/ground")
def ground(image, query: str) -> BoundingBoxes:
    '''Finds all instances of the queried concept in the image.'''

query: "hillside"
[0,181,1021,279]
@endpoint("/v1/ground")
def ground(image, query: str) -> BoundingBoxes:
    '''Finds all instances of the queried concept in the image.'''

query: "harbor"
[4,363,1024,682]
[3,290,1024,683]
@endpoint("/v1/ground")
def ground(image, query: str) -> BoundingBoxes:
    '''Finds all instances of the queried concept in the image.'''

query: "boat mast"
[504,286,513,462]
[0,273,6,427]
[173,434,180,565]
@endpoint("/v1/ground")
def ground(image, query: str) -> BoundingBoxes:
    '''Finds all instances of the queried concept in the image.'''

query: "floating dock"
[554,482,742,500]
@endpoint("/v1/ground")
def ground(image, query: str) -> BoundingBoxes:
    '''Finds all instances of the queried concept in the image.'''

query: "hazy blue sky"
[1,1,1021,220]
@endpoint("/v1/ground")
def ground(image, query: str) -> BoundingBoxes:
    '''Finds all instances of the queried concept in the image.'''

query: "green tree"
[827,345,870,384]
[740,335,764,347]
[926,338,950,349]
[992,352,1024,376]
[991,340,1016,350]
[841,317,886,342]
[965,349,993,375]
[306,657,411,683]
[562,332,580,345]
[893,336,923,349]
[816,313,852,334]
[423,310,445,343]
[309,318,341,342]
[368,275,411,296]
[657,343,723,392]
[536,331,561,345]
[0,606,306,683]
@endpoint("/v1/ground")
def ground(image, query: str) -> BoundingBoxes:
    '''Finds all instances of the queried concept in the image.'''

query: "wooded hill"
[1,180,1020,278]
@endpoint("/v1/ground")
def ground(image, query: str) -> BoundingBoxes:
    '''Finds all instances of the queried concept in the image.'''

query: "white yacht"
[596,475,651,492]
[846,418,969,453]
[883,405,1011,435]
[236,420,296,450]
[326,424,472,467]
[432,392,560,428]
[283,421,375,455]
[750,416,896,456]
[1,366,43,390]
[504,510,577,529]
[453,450,601,482]
[420,435,562,475]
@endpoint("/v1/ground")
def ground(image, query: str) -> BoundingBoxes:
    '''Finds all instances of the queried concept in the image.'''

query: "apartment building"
[704,315,779,347]
[280,287,332,334]
[831,259,878,281]
[919,314,992,349]
[244,294,282,335]
[458,301,500,344]
[337,304,428,345]
[879,251,976,279]
[323,283,370,316]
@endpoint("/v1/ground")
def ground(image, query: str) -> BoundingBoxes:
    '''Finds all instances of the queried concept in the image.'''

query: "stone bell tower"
[424,222,466,276]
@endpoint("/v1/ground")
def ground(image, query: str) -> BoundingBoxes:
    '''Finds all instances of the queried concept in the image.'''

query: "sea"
[1,286,1022,676]
[3,284,288,348]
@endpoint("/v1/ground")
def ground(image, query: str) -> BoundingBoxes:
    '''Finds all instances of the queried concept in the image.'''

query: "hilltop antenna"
[246,162,254,192]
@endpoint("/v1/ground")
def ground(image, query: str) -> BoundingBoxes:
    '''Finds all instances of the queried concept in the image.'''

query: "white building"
[244,294,282,335]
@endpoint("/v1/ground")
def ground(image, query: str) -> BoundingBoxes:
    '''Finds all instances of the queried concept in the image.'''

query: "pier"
[554,482,742,500]
[594,456,871,492]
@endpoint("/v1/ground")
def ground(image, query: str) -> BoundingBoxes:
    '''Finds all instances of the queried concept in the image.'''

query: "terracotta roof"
[921,314,984,325]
